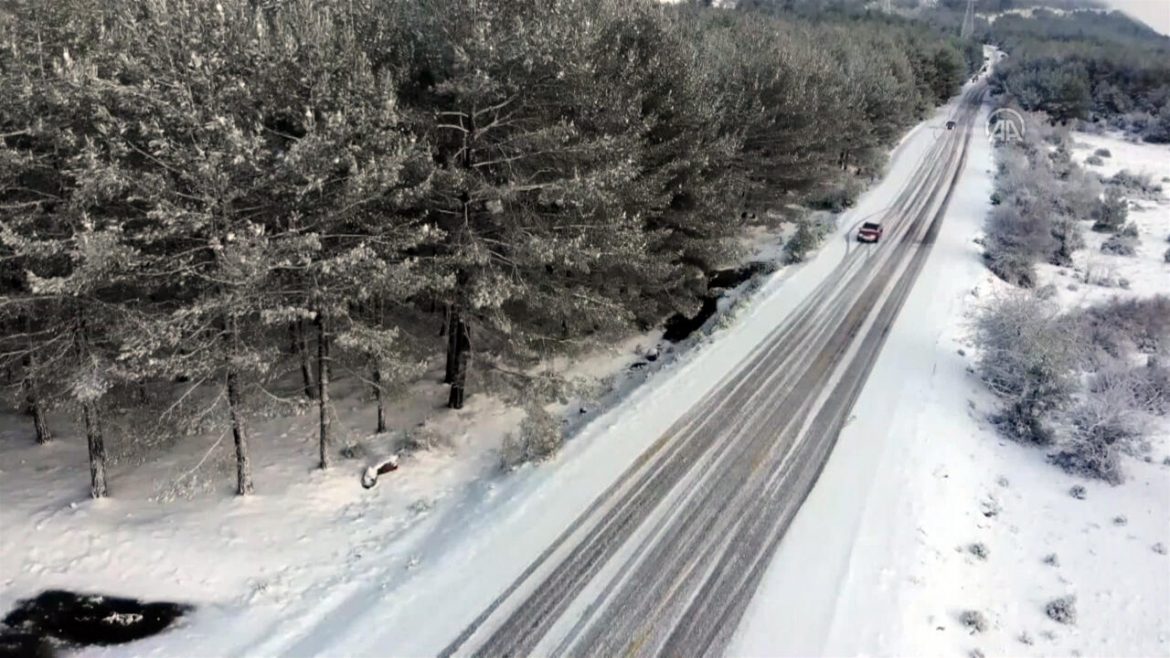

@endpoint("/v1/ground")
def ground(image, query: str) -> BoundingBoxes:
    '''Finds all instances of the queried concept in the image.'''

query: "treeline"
[987,10,1170,140]
[0,0,975,498]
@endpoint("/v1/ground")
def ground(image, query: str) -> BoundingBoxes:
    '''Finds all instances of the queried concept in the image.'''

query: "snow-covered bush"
[1049,430,1124,483]
[1101,233,1139,256]
[1073,296,1170,360]
[500,403,563,469]
[1163,246,1170,263]
[975,293,1080,444]
[959,610,988,633]
[784,216,830,264]
[968,542,989,560]
[1049,218,1084,267]
[1044,596,1077,625]
[983,120,1102,287]
[983,206,1053,287]
[805,177,863,212]
[1109,170,1162,197]
[1093,147,1112,158]
[1081,368,1151,428]
[1092,187,1128,232]
[1085,155,1103,166]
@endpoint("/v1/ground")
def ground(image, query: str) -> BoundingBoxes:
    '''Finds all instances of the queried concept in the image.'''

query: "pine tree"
[102,0,290,495]
[395,0,665,409]
[255,0,435,466]
[1,14,143,495]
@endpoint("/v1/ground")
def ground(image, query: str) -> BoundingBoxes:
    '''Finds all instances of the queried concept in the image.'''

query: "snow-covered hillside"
[734,128,1170,657]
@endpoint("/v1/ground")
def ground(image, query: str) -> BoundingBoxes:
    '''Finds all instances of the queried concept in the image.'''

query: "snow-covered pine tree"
[255,0,435,468]
[590,3,745,326]
[393,0,665,409]
[101,0,292,496]
[1,17,144,495]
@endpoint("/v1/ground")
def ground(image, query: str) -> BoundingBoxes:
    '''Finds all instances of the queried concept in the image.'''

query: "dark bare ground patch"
[0,590,191,656]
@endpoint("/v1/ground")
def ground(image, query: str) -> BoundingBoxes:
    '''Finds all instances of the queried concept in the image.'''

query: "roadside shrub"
[1050,429,1124,483]
[1053,369,1157,483]
[1132,357,1169,415]
[1044,596,1077,625]
[1072,296,1170,360]
[1100,233,1138,256]
[984,206,1056,287]
[1092,187,1128,232]
[984,122,1101,285]
[785,217,829,264]
[1109,170,1162,197]
[500,403,563,469]
[975,293,1080,444]
[1049,218,1084,266]
[806,177,863,212]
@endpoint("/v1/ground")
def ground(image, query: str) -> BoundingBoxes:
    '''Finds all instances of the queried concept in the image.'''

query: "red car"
[857,221,884,243]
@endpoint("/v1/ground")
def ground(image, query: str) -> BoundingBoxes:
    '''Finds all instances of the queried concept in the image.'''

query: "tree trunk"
[448,315,470,410]
[74,315,107,497]
[22,368,51,445]
[316,313,331,470]
[373,366,386,434]
[443,304,457,384]
[30,395,51,445]
[226,368,254,495]
[81,398,108,498]
[22,335,51,444]
[298,319,316,400]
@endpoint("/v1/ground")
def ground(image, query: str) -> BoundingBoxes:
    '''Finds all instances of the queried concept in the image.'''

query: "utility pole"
[960,0,976,39]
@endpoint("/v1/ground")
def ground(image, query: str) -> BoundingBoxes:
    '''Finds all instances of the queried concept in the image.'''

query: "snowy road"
[439,85,989,658]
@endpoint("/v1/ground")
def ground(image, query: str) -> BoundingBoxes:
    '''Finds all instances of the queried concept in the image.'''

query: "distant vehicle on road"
[946,120,956,130]
[857,221,884,243]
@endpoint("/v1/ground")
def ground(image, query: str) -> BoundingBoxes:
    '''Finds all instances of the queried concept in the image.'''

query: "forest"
[987,9,1170,140]
[0,0,976,498]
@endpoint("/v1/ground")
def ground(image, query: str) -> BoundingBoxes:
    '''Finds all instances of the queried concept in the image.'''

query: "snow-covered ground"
[733,127,1170,657]
[1057,132,1170,301]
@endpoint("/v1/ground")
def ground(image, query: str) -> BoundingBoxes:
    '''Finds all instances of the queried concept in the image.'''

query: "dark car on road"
[857,221,884,243]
